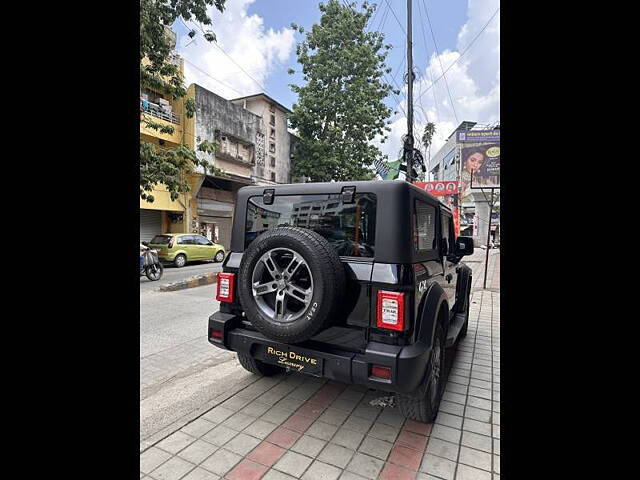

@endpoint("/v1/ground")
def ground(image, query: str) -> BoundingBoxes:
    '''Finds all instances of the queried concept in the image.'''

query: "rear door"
[440,210,458,307]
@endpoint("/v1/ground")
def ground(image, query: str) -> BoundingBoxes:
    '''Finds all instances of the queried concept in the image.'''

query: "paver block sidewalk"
[141,254,500,479]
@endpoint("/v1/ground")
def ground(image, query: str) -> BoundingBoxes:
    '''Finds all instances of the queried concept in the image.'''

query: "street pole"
[483,188,494,289]
[404,0,414,183]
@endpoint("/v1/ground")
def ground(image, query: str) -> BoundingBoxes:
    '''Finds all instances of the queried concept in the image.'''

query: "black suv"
[208,180,474,422]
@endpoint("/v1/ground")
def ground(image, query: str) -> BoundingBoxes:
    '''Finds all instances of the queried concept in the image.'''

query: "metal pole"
[483,188,494,289]
[404,0,414,183]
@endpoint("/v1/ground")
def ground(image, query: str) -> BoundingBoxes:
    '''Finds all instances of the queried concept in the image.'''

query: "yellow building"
[139,30,194,241]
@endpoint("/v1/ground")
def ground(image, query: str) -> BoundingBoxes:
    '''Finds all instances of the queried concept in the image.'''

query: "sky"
[173,0,500,165]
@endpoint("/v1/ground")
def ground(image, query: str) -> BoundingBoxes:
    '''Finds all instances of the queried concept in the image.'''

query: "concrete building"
[139,34,192,241]
[231,93,293,186]
[428,121,500,246]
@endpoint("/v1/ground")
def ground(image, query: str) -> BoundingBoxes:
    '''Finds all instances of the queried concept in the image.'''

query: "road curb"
[159,272,217,292]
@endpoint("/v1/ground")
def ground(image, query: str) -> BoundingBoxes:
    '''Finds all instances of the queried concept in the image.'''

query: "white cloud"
[376,0,500,167]
[176,0,295,99]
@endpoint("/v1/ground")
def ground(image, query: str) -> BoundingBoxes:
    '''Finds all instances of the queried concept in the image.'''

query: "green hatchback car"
[148,233,226,268]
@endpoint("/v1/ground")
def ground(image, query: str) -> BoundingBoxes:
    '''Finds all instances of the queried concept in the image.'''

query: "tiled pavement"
[140,253,500,480]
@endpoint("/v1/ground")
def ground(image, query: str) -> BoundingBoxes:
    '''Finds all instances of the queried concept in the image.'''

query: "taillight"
[376,291,405,331]
[370,365,392,380]
[210,329,223,339]
[216,272,235,302]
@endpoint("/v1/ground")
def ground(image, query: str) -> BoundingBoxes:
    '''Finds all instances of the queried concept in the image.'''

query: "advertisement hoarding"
[458,130,500,201]
[414,181,460,237]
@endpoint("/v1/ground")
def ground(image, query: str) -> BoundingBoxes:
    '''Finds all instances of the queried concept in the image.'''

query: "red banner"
[414,181,461,237]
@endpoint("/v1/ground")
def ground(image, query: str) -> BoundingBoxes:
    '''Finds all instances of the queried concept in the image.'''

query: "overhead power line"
[414,6,500,104]
[382,0,407,35]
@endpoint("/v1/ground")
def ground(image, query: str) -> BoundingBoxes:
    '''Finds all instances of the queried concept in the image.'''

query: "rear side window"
[246,193,377,257]
[414,201,436,251]
[150,235,171,244]
[177,235,194,245]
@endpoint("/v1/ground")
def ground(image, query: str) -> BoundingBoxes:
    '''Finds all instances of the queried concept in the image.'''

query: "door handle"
[446,274,453,283]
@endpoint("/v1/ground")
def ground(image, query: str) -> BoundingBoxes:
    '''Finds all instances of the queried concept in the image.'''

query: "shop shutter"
[140,209,162,242]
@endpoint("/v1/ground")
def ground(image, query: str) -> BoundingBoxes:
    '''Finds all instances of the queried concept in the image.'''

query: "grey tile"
[345,452,384,480]
[492,402,500,413]
[201,424,238,447]
[466,396,492,411]
[463,418,491,436]
[301,460,342,480]
[181,419,217,438]
[156,431,197,455]
[276,396,306,412]
[149,456,195,480]
[222,411,256,431]
[220,395,252,411]
[338,472,368,480]
[420,453,456,480]
[291,435,327,458]
[468,386,492,400]
[242,401,273,417]
[492,425,500,439]
[464,406,492,423]
[357,435,393,461]
[342,415,374,434]
[140,447,172,474]
[181,466,221,480]
[332,427,365,450]
[375,410,406,428]
[445,382,468,395]
[435,412,463,429]
[493,438,500,455]
[200,448,243,476]
[263,406,295,425]
[244,419,279,439]
[438,400,465,417]
[469,378,492,390]
[494,455,500,474]
[177,439,219,465]
[416,473,445,480]
[442,391,466,405]
[455,464,492,480]
[318,443,355,469]
[318,408,349,426]
[351,404,381,420]
[461,431,492,454]
[425,437,459,461]
[262,469,298,480]
[223,432,261,456]
[430,424,461,444]
[202,406,235,424]
[306,420,339,441]
[492,413,500,426]
[274,450,314,478]
[459,446,492,471]
[332,398,359,413]
[367,422,400,443]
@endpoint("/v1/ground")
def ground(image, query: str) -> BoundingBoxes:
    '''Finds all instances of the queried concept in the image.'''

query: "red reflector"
[216,272,235,302]
[376,291,405,331]
[211,330,223,339]
[371,365,391,380]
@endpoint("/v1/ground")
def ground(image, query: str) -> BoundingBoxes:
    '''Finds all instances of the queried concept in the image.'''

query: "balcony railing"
[140,98,181,125]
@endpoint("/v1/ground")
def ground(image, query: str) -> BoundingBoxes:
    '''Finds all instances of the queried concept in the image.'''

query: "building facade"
[139,35,191,241]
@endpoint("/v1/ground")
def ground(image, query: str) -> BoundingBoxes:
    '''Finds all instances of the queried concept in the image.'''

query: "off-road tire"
[237,227,346,344]
[174,254,187,268]
[237,353,284,376]
[459,282,471,338]
[397,322,446,423]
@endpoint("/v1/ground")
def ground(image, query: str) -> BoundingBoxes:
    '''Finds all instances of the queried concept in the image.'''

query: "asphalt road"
[139,260,224,292]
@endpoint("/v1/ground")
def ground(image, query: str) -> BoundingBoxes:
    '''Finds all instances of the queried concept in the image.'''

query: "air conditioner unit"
[158,98,170,106]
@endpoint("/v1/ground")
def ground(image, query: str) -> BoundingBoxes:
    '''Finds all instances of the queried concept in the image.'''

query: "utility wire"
[416,0,439,122]
[422,0,458,124]
[382,0,406,35]
[415,6,500,104]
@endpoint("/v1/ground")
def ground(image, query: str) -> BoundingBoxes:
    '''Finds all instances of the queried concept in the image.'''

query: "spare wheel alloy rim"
[251,247,314,323]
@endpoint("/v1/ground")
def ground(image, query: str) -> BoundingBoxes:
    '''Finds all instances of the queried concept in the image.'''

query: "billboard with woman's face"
[457,129,500,201]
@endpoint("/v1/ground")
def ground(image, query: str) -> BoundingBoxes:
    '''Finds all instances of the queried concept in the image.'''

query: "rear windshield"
[246,193,377,257]
[150,235,172,244]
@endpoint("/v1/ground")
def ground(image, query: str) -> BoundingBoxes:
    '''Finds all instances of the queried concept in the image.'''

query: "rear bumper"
[208,311,432,394]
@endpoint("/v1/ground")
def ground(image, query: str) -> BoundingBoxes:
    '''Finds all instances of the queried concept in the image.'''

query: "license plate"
[261,346,323,376]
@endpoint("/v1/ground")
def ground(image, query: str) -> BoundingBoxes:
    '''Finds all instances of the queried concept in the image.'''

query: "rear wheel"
[237,353,284,376]
[215,250,225,262]
[174,254,187,268]
[397,322,446,423]
[145,263,164,281]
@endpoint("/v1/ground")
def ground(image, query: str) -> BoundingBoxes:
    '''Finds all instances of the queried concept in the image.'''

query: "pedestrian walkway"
[140,253,500,480]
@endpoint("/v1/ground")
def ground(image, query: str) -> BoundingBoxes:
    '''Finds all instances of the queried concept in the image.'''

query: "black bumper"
[208,311,432,394]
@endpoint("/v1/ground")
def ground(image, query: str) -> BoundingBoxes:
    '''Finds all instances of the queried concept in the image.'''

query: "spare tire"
[237,227,346,343]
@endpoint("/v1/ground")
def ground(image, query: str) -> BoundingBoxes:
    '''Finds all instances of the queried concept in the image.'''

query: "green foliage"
[140,0,226,203]
[422,122,436,150]
[288,0,395,182]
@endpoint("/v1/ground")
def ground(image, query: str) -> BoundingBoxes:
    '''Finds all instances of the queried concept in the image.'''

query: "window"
[270,114,276,126]
[195,235,212,246]
[246,193,377,257]
[270,128,276,139]
[414,201,436,251]
[441,212,455,252]
[150,235,171,244]
[177,235,195,245]
[269,142,276,154]
[270,172,276,182]
[270,156,276,167]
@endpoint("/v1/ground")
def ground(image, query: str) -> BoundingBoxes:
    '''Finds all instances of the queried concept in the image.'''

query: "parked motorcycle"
[140,242,164,281]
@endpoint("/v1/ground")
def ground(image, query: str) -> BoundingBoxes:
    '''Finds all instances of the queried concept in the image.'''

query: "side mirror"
[142,241,149,247]
[455,237,474,256]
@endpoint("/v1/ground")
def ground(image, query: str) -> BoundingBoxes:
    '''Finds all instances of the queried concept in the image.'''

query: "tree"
[140,0,226,202]
[288,1,398,182]
[417,122,436,181]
